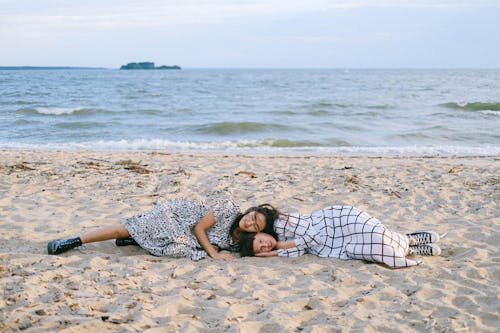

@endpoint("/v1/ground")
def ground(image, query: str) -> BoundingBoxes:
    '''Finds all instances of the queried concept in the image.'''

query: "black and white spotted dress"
[274,205,421,268]
[124,198,241,260]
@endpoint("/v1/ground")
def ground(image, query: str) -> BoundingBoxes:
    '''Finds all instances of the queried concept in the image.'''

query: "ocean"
[1,68,499,155]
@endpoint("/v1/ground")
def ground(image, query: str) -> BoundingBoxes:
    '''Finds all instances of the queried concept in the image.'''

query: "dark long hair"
[230,204,280,242]
[239,232,257,257]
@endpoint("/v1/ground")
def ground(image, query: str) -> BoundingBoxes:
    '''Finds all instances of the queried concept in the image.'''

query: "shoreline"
[1,149,498,332]
[1,147,499,158]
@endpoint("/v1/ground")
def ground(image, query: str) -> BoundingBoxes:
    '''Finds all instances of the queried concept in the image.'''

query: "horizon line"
[1,65,499,70]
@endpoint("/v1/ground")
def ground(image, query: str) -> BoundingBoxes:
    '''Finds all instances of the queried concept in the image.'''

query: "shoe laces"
[409,244,440,256]
[407,232,436,246]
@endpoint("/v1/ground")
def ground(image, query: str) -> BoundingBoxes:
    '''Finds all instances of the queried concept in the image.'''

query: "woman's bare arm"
[193,210,234,260]
[255,250,278,257]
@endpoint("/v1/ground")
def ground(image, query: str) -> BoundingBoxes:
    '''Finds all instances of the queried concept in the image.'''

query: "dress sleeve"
[277,245,305,257]
[278,214,324,250]
[208,198,241,249]
[276,237,311,257]
[212,199,241,225]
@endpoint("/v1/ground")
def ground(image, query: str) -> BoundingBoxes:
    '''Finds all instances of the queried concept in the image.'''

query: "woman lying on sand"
[239,205,441,268]
[48,198,279,260]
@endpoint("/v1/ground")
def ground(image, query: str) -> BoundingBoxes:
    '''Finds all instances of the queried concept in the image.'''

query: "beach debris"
[15,162,36,170]
[448,166,462,174]
[334,165,353,170]
[486,176,499,185]
[163,166,190,177]
[144,257,163,263]
[126,302,138,309]
[5,162,36,173]
[404,289,418,297]
[390,190,401,198]
[385,188,401,198]
[150,151,171,156]
[235,170,257,178]
[77,161,102,169]
[116,160,152,174]
[344,175,359,185]
[175,167,190,176]
[100,315,130,324]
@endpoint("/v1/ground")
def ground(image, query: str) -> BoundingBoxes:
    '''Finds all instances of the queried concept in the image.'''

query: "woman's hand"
[193,211,220,258]
[255,250,278,257]
[210,251,235,260]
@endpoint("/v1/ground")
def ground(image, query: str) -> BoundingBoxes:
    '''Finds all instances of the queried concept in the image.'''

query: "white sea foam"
[34,107,85,115]
[2,139,499,156]
[479,110,500,116]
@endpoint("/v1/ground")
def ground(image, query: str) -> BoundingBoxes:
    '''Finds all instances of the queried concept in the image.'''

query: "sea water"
[1,68,499,155]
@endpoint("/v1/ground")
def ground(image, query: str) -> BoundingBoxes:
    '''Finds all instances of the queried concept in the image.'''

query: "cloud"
[0,0,495,43]
[2,0,499,33]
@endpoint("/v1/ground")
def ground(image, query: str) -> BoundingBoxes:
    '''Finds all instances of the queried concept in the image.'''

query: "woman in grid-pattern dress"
[241,205,440,268]
[273,205,421,268]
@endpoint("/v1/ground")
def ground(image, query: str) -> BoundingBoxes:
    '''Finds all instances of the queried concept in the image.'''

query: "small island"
[120,62,181,70]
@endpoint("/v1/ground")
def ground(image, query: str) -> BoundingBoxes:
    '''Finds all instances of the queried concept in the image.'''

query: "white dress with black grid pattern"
[124,198,241,261]
[274,205,421,268]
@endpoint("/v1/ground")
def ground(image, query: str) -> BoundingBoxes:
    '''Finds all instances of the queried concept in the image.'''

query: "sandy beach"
[0,150,498,332]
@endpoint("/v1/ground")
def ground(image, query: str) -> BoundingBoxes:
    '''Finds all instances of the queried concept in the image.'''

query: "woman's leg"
[48,224,130,255]
[343,209,421,268]
[80,224,130,244]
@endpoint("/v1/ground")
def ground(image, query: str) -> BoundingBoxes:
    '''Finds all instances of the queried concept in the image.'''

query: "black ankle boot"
[47,237,82,255]
[115,237,138,247]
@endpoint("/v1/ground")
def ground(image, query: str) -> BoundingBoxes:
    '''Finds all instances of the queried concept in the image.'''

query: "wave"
[367,104,394,110]
[16,107,103,116]
[139,109,163,115]
[1,139,498,156]
[315,102,336,108]
[13,100,33,105]
[14,119,38,125]
[311,102,353,109]
[246,139,323,148]
[267,110,297,116]
[196,122,291,135]
[55,121,107,129]
[307,110,330,116]
[439,102,500,112]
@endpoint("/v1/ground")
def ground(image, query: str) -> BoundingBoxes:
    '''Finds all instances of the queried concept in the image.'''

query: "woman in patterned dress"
[239,205,441,268]
[47,199,279,260]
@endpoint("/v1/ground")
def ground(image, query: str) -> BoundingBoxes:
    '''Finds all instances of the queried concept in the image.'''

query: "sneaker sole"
[47,241,56,255]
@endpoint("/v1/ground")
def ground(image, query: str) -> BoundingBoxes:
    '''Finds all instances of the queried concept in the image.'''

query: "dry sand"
[0,150,498,332]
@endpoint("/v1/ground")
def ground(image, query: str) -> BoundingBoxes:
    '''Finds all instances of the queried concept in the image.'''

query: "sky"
[1,0,499,68]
